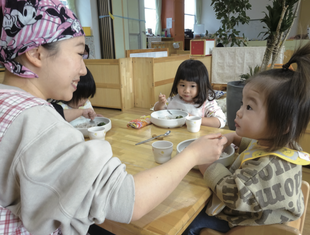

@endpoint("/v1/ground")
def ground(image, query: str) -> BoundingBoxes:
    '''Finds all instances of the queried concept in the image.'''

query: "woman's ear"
[24,47,43,68]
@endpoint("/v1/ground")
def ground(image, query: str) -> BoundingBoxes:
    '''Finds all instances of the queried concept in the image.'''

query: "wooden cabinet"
[151,41,184,56]
[0,69,5,83]
[85,59,134,110]
[300,123,310,153]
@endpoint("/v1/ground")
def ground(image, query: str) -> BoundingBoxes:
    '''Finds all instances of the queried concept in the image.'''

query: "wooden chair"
[200,180,309,235]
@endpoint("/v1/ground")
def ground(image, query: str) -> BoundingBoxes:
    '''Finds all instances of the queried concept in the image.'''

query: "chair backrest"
[288,180,310,234]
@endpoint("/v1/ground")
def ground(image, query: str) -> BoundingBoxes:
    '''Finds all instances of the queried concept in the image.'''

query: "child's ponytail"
[247,42,310,151]
[282,43,310,100]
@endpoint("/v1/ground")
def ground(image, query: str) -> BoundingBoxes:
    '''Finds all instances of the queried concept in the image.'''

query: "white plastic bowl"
[151,110,189,128]
[71,117,112,137]
[177,139,235,167]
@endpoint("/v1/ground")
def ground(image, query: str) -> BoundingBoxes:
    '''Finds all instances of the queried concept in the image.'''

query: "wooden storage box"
[85,59,134,110]
[190,39,215,56]
[0,68,4,83]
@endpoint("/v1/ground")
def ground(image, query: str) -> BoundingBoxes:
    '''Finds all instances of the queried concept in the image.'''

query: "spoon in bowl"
[135,130,171,145]
[166,109,173,115]
[159,92,173,115]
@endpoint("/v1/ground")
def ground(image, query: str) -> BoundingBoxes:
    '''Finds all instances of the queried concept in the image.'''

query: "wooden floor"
[94,107,310,235]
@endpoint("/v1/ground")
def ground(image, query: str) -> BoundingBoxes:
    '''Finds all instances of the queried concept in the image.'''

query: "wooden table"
[93,107,233,235]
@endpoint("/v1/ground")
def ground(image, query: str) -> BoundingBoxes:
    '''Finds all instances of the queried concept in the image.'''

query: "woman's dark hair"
[170,59,215,107]
[84,44,90,59]
[63,67,96,106]
[41,41,60,57]
[246,42,310,151]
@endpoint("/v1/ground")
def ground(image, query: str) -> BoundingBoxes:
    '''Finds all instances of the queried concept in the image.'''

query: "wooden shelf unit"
[85,59,134,110]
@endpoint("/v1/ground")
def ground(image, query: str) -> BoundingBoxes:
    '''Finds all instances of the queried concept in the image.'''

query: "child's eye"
[246,105,252,110]
[191,85,196,88]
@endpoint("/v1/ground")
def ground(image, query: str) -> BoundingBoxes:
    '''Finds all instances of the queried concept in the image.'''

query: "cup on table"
[87,126,106,140]
[186,116,202,133]
[152,141,173,164]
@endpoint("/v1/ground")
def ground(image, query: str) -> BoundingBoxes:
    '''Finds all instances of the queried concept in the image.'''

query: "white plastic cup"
[186,116,202,133]
[87,126,106,140]
[152,141,173,164]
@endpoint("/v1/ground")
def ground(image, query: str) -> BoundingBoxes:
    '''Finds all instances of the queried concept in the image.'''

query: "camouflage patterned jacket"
[203,138,306,227]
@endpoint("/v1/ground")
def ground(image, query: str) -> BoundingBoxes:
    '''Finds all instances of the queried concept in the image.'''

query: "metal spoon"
[166,109,173,115]
[159,92,172,115]
[135,130,171,145]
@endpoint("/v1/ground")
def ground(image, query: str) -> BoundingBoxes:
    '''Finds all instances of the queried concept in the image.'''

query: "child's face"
[177,80,198,103]
[234,84,271,146]
[68,98,88,109]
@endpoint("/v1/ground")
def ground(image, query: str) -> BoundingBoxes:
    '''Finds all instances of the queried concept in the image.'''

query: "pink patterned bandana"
[0,0,84,78]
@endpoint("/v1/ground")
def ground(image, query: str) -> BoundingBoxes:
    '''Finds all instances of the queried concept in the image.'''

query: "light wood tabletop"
[93,107,233,235]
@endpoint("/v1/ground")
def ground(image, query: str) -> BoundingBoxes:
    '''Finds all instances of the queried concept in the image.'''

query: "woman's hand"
[182,133,227,166]
[198,132,240,175]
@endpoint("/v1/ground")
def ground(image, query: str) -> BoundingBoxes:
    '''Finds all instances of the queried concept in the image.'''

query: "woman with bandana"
[0,0,226,234]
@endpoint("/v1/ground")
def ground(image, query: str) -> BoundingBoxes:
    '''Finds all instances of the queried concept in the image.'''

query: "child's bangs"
[181,69,200,83]
[247,75,280,105]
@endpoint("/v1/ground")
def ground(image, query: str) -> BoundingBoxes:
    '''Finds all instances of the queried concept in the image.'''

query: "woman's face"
[40,36,87,101]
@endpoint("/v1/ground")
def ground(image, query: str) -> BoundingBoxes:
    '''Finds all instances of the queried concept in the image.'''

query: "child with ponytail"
[183,43,310,234]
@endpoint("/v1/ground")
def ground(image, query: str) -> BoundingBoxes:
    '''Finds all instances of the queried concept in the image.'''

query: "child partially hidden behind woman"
[154,59,226,128]
[52,67,102,123]
[183,43,310,235]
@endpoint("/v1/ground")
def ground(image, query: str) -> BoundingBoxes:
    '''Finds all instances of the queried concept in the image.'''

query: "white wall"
[201,0,300,41]
[76,0,101,59]
[76,0,146,59]
[112,0,129,59]
[76,0,301,58]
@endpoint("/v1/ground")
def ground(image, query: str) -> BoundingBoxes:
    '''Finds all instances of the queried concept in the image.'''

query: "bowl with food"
[176,139,235,168]
[71,117,112,137]
[150,110,189,128]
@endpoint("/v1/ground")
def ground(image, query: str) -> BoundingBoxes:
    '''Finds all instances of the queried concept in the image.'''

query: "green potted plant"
[226,66,260,130]
[225,0,300,130]
[211,0,252,47]
[260,0,301,71]
[240,65,260,81]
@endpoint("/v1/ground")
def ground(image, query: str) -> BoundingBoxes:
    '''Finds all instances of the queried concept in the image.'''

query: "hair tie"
[282,63,290,71]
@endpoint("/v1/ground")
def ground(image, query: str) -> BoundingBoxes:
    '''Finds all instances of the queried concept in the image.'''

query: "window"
[184,0,196,31]
[60,0,69,8]
[144,0,156,34]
